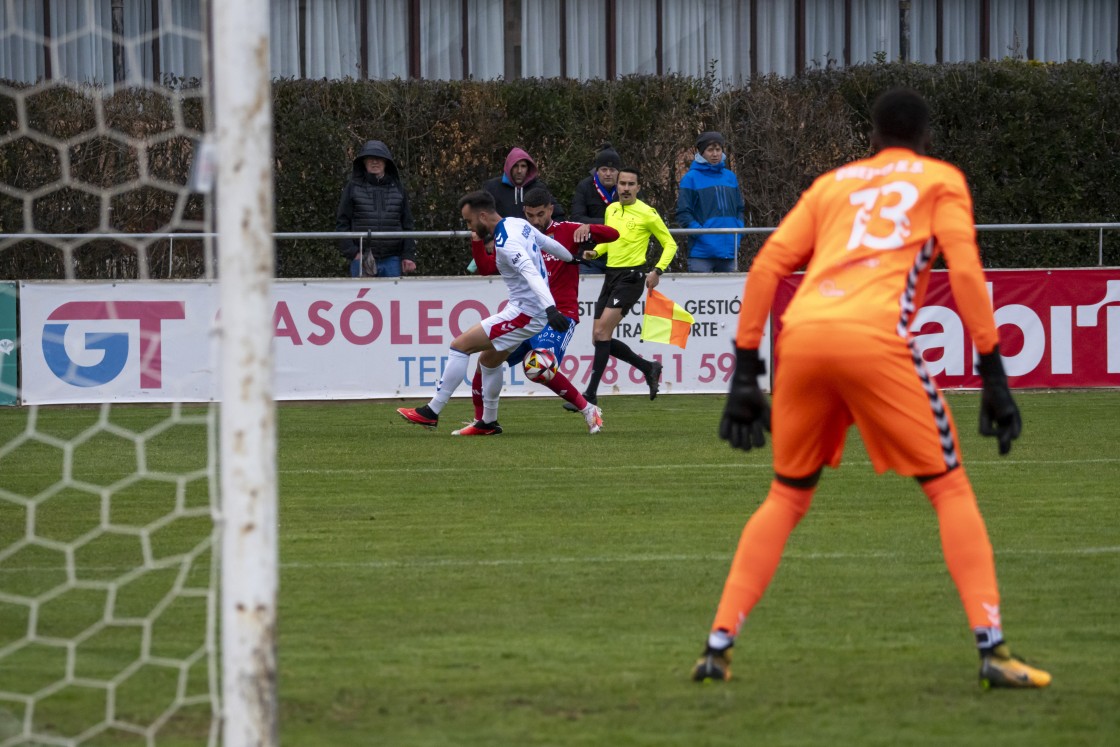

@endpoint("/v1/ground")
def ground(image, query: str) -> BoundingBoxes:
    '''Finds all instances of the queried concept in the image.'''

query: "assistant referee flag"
[641,288,695,348]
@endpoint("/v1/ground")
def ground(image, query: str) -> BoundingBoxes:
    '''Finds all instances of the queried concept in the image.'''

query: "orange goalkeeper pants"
[770,322,962,479]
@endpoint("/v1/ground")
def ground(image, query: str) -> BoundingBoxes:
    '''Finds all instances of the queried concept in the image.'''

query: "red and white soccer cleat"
[582,404,603,435]
[397,406,438,429]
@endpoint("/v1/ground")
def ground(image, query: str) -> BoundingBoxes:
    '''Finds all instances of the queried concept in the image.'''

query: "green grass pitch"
[2,391,1118,746]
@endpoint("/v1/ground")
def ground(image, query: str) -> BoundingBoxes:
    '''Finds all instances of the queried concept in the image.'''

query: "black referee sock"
[609,338,649,374]
[585,339,612,397]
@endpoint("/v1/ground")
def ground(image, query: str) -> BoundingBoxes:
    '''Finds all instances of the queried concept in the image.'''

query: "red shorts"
[771,322,962,478]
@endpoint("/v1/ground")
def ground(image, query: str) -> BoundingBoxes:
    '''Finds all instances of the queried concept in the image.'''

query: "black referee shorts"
[594,265,647,319]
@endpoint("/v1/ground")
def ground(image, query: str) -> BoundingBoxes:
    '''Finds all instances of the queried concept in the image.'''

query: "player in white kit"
[397,190,574,434]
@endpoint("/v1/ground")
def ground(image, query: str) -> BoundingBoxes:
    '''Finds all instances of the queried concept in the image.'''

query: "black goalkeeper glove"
[977,346,1021,456]
[719,347,771,451]
[545,305,570,332]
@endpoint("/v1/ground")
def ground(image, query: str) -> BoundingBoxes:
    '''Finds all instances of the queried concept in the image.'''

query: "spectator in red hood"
[482,146,566,220]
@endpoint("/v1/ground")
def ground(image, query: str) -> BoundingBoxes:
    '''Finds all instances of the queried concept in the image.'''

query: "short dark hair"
[871,88,930,146]
[457,190,496,213]
[618,166,641,181]
[522,186,553,208]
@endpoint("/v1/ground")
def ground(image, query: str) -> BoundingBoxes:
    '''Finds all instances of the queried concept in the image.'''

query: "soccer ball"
[523,348,558,382]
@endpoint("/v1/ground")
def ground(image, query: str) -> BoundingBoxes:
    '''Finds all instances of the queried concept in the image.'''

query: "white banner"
[19,276,763,404]
[21,282,218,404]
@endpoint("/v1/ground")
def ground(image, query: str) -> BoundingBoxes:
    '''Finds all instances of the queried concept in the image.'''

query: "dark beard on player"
[477,228,494,253]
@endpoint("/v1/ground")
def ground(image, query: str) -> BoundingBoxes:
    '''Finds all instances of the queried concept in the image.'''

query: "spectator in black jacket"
[569,143,621,274]
[335,140,416,277]
[482,147,565,220]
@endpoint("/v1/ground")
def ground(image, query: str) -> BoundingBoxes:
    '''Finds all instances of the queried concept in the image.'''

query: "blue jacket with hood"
[675,155,744,260]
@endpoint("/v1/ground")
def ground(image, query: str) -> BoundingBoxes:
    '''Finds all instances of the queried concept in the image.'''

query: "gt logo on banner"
[42,301,186,388]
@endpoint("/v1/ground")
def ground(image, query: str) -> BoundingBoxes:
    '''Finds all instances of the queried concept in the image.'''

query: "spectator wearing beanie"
[570,143,622,275]
[676,131,745,273]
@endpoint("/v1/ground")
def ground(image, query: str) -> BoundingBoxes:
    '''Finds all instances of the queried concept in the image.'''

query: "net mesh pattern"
[1,3,219,744]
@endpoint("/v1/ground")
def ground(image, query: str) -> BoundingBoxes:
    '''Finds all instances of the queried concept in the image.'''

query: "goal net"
[0,2,276,746]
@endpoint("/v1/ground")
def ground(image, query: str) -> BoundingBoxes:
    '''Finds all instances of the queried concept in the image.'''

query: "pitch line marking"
[278,457,1120,476]
[2,546,1117,575]
[279,545,1120,570]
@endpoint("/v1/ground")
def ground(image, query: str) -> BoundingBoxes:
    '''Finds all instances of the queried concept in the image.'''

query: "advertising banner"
[774,268,1120,389]
[20,282,217,404]
[0,283,16,406]
[18,276,759,405]
[18,268,1116,405]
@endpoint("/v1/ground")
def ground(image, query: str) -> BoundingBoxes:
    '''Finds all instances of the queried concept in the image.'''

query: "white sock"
[707,630,733,651]
[480,362,505,422]
[973,625,1004,651]
[428,349,470,415]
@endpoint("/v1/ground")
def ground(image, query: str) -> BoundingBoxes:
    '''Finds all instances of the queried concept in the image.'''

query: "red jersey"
[471,220,619,320]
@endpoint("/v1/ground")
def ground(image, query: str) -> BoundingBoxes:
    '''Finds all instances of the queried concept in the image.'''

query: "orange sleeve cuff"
[735,266,782,349]
[947,263,999,354]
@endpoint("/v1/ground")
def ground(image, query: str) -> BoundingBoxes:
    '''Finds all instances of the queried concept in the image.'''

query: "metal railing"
[286,222,1120,269]
[3,222,1119,276]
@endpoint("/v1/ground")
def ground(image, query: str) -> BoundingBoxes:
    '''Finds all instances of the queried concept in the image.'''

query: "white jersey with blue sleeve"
[493,217,573,317]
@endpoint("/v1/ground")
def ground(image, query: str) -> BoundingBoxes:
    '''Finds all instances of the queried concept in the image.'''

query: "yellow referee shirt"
[599,199,678,271]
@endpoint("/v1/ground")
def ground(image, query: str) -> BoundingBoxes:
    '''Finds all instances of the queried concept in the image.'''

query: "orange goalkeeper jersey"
[736,147,999,355]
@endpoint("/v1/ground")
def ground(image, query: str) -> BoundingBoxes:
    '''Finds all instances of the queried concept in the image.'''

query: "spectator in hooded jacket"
[335,140,417,278]
[570,143,622,275]
[676,131,745,273]
[482,146,565,220]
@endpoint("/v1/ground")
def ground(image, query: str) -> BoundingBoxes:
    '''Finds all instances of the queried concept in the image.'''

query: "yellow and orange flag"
[640,288,695,348]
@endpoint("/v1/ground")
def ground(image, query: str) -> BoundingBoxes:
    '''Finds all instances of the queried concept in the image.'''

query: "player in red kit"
[467,186,617,435]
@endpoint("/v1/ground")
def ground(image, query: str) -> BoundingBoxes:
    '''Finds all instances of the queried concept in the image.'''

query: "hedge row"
[2,60,1118,280]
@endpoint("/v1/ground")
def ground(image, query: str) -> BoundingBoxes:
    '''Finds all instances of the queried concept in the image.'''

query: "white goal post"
[213,2,279,746]
[0,1,278,745]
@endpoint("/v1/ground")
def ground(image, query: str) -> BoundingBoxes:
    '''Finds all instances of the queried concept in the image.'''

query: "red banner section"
[775,269,1120,389]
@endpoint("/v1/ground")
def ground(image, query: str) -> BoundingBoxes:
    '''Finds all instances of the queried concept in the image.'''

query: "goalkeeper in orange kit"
[691,89,1050,690]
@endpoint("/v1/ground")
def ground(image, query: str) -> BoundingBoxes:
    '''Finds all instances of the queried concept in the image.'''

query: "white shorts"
[481,305,546,352]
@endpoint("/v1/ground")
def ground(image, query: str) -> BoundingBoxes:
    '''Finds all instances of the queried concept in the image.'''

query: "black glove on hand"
[545,305,570,332]
[977,346,1021,455]
[719,347,771,451]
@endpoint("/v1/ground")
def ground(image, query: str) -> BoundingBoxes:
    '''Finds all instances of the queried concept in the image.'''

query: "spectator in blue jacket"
[675,131,745,273]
